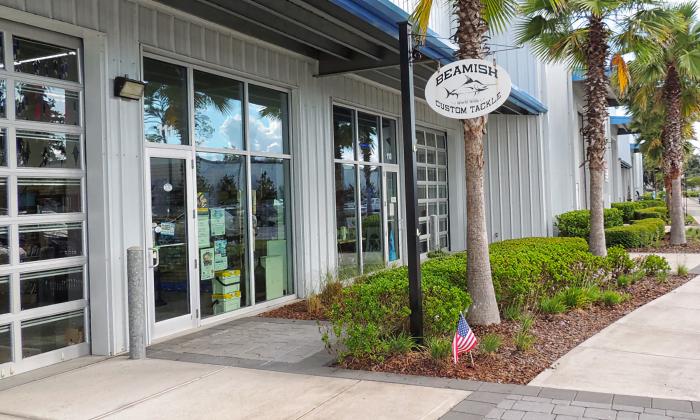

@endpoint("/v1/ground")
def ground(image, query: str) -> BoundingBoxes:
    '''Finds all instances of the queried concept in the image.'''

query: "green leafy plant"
[605,218,666,248]
[555,209,624,238]
[539,296,567,314]
[600,290,629,307]
[503,304,523,321]
[612,202,643,222]
[640,255,671,276]
[425,336,451,362]
[633,206,668,222]
[479,333,502,354]
[637,199,666,208]
[656,271,669,283]
[677,264,689,276]
[606,246,636,276]
[685,215,696,226]
[514,316,536,352]
[426,249,449,259]
[386,333,417,355]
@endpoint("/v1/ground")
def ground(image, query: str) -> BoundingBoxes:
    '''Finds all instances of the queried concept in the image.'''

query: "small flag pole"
[469,351,475,368]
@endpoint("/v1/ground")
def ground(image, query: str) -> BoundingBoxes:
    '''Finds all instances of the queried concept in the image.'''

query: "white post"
[127,246,146,359]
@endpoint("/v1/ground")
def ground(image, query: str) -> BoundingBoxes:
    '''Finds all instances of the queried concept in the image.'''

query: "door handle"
[148,247,160,268]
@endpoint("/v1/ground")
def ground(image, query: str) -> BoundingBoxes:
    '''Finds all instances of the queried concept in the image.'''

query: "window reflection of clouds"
[196,101,243,149]
[248,85,288,154]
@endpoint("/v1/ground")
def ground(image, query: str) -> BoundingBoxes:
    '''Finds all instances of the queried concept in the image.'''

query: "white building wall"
[633,152,644,196]
[0,0,556,360]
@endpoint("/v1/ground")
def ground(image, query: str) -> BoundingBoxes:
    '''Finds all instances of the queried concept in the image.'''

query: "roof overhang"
[154,0,547,115]
[572,69,621,106]
[610,115,635,135]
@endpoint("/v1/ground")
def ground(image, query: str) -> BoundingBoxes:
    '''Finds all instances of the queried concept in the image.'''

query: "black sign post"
[398,21,423,343]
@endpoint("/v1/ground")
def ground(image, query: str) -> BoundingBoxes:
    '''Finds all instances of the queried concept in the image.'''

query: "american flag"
[452,313,478,364]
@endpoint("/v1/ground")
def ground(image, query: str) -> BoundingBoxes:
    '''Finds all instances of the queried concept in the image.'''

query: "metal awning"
[155,0,547,115]
[610,115,635,135]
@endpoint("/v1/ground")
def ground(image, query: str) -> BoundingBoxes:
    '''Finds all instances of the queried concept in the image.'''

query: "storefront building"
[0,0,574,377]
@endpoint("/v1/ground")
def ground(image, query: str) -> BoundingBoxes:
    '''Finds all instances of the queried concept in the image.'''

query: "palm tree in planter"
[627,2,700,245]
[516,0,672,256]
[410,0,516,325]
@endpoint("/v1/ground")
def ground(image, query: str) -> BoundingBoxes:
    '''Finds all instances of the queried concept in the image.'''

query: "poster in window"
[214,239,227,271]
[210,208,226,236]
[200,247,215,280]
[197,209,210,248]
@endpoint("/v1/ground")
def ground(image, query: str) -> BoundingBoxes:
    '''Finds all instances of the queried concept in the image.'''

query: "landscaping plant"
[479,333,502,354]
[425,336,451,363]
[555,209,624,239]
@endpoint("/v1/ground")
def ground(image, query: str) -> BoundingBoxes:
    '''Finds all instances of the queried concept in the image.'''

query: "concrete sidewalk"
[0,357,467,420]
[531,275,700,401]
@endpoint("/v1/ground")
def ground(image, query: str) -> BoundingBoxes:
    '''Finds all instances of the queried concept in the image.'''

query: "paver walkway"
[530,275,700,401]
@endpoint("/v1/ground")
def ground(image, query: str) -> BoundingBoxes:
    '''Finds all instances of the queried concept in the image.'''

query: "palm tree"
[411,0,516,325]
[516,0,671,256]
[627,2,700,244]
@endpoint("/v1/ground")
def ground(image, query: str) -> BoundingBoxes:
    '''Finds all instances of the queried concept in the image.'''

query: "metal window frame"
[415,126,449,254]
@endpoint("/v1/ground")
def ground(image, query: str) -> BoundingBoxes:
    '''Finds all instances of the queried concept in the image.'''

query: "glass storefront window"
[333,106,354,161]
[21,311,84,358]
[20,267,83,310]
[18,178,81,214]
[357,112,379,163]
[382,118,397,164]
[0,276,9,314]
[360,166,382,272]
[12,36,79,82]
[0,128,6,166]
[335,163,358,278]
[248,85,288,154]
[193,71,244,150]
[196,152,249,317]
[15,83,80,125]
[0,33,3,70]
[416,127,450,254]
[143,58,189,145]
[0,324,10,364]
[251,157,291,302]
[17,131,81,168]
[0,178,7,216]
[19,222,83,263]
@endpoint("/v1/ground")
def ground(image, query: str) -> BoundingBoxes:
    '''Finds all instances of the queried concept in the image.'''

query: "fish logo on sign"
[425,59,511,119]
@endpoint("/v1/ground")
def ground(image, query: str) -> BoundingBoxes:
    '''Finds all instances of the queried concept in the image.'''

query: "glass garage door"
[0,21,88,374]
[416,127,450,255]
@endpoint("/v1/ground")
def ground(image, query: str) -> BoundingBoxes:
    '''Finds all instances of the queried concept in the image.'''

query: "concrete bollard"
[127,246,146,360]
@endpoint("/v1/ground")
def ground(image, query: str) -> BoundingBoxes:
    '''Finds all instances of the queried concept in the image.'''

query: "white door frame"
[143,147,199,342]
[383,167,403,267]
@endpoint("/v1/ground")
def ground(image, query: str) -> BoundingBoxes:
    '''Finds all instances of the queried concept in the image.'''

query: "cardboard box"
[212,270,241,315]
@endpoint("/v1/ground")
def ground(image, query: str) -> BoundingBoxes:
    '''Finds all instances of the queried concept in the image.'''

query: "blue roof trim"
[610,115,631,125]
[329,0,548,115]
[573,68,612,81]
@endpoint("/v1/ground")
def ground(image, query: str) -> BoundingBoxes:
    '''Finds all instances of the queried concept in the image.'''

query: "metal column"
[399,21,423,342]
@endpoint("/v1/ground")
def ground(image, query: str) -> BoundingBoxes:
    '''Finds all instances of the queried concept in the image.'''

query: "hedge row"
[327,237,631,360]
[605,218,665,248]
[634,206,668,221]
[555,208,624,238]
[611,202,642,222]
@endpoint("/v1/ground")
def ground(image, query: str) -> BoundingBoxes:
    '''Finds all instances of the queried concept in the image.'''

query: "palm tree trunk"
[455,0,500,325]
[662,64,686,245]
[583,16,609,257]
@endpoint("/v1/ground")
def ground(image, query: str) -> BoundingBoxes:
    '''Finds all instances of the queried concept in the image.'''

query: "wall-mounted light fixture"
[114,75,146,100]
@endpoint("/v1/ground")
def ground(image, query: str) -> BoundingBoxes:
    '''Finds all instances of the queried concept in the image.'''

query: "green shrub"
[685,190,700,198]
[539,296,567,314]
[637,199,666,208]
[425,336,451,361]
[687,227,700,241]
[685,215,696,226]
[503,304,523,321]
[514,317,536,351]
[555,208,624,238]
[557,287,592,309]
[386,333,417,355]
[639,255,671,276]
[606,246,636,276]
[426,249,449,259]
[612,202,643,222]
[634,206,668,221]
[601,290,629,306]
[605,218,666,248]
[677,264,689,276]
[479,333,502,354]
[641,192,654,200]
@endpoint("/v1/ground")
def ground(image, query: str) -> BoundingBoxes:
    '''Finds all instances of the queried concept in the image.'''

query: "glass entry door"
[145,149,197,338]
[384,169,402,265]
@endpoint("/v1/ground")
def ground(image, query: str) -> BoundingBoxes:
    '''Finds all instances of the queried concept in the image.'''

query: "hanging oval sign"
[425,59,512,119]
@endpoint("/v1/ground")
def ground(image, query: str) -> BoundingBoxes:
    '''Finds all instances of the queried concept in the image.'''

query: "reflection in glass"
[21,311,84,358]
[333,106,354,160]
[386,172,400,262]
[0,80,5,117]
[143,58,189,145]
[248,85,288,154]
[382,118,397,164]
[21,267,83,310]
[13,36,79,82]
[360,166,382,272]
[358,112,379,163]
[335,163,358,278]
[18,178,81,214]
[193,71,244,150]
[0,276,8,314]
[15,83,79,125]
[150,158,190,322]
[0,129,6,166]
[0,227,8,265]
[19,222,83,263]
[0,179,6,216]
[17,131,81,168]
[0,34,3,70]
[0,324,10,364]
[251,157,291,302]
[196,153,248,317]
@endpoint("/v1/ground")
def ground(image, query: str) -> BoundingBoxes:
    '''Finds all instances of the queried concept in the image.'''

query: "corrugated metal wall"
[0,0,554,354]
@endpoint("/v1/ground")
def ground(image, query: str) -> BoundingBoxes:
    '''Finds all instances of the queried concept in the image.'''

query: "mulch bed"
[259,300,328,321]
[261,275,691,384]
[629,236,700,253]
